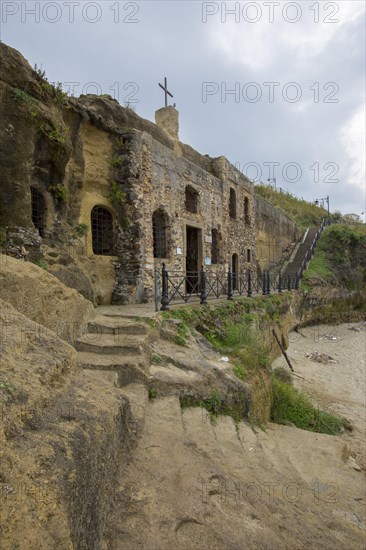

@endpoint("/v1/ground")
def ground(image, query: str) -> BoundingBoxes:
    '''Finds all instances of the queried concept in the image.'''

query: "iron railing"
[155,267,299,311]
[295,218,329,281]
[154,218,331,311]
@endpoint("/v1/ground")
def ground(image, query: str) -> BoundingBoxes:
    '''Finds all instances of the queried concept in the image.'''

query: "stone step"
[119,383,149,422]
[282,227,320,279]
[78,352,146,369]
[75,333,147,355]
[87,315,148,336]
[78,352,149,387]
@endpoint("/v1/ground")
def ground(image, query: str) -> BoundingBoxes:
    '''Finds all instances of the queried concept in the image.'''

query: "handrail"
[156,218,333,311]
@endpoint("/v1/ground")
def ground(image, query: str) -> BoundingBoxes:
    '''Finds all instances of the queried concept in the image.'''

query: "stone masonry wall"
[255,196,303,273]
[134,132,257,302]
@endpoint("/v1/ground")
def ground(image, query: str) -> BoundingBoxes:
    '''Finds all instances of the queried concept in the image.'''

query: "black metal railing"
[155,218,331,311]
[294,217,329,281]
[155,266,299,311]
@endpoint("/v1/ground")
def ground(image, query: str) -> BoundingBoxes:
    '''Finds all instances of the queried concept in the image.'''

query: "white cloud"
[206,1,366,71]
[340,106,366,193]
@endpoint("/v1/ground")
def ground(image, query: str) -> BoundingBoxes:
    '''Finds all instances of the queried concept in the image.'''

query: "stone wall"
[255,196,303,273]
[1,42,300,305]
[133,131,256,303]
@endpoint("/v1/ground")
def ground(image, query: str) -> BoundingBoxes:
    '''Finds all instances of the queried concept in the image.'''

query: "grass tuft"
[271,377,345,435]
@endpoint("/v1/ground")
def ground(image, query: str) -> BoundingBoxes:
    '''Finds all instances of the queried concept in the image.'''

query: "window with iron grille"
[91,206,114,255]
[211,229,219,264]
[229,188,236,219]
[185,186,199,213]
[31,187,46,237]
[152,210,168,258]
[244,197,251,225]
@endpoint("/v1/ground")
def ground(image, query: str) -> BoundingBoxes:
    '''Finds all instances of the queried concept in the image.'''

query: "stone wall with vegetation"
[0,42,257,305]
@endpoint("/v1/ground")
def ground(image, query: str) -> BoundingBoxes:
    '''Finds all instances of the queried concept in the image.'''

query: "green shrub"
[109,181,127,204]
[148,389,157,399]
[11,87,34,105]
[111,154,124,167]
[41,80,68,104]
[302,225,366,291]
[271,377,345,435]
[11,87,38,117]
[49,184,69,205]
[233,364,246,380]
[173,322,189,346]
[181,389,247,426]
[48,128,65,144]
[73,223,88,237]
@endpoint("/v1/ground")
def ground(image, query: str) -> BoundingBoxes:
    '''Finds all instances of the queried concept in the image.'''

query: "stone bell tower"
[155,106,182,155]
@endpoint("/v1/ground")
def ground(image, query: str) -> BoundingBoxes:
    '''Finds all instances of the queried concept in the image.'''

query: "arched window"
[31,187,46,237]
[229,188,236,219]
[152,210,168,258]
[211,229,219,264]
[91,206,114,255]
[185,185,199,213]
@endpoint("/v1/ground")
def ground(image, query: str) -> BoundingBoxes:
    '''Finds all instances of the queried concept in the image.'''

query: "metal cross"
[159,77,173,107]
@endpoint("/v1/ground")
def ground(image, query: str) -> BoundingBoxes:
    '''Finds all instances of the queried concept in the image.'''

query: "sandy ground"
[272,322,366,470]
[104,323,366,549]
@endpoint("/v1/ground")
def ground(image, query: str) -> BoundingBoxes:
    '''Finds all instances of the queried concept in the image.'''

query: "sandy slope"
[273,323,366,470]
[104,324,366,549]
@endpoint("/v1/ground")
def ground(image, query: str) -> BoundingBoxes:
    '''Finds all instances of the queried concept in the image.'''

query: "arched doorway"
[91,206,114,255]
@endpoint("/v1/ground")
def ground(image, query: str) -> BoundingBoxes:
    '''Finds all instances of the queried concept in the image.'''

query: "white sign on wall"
[204,257,211,265]
[176,247,182,255]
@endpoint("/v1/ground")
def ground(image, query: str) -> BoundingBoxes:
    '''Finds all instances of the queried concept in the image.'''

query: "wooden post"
[272,330,294,372]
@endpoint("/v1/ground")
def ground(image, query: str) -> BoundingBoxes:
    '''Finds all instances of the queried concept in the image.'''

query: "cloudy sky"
[2,0,365,216]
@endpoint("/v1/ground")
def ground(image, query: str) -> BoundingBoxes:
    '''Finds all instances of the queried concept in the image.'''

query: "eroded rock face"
[0,297,137,550]
[0,254,94,343]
